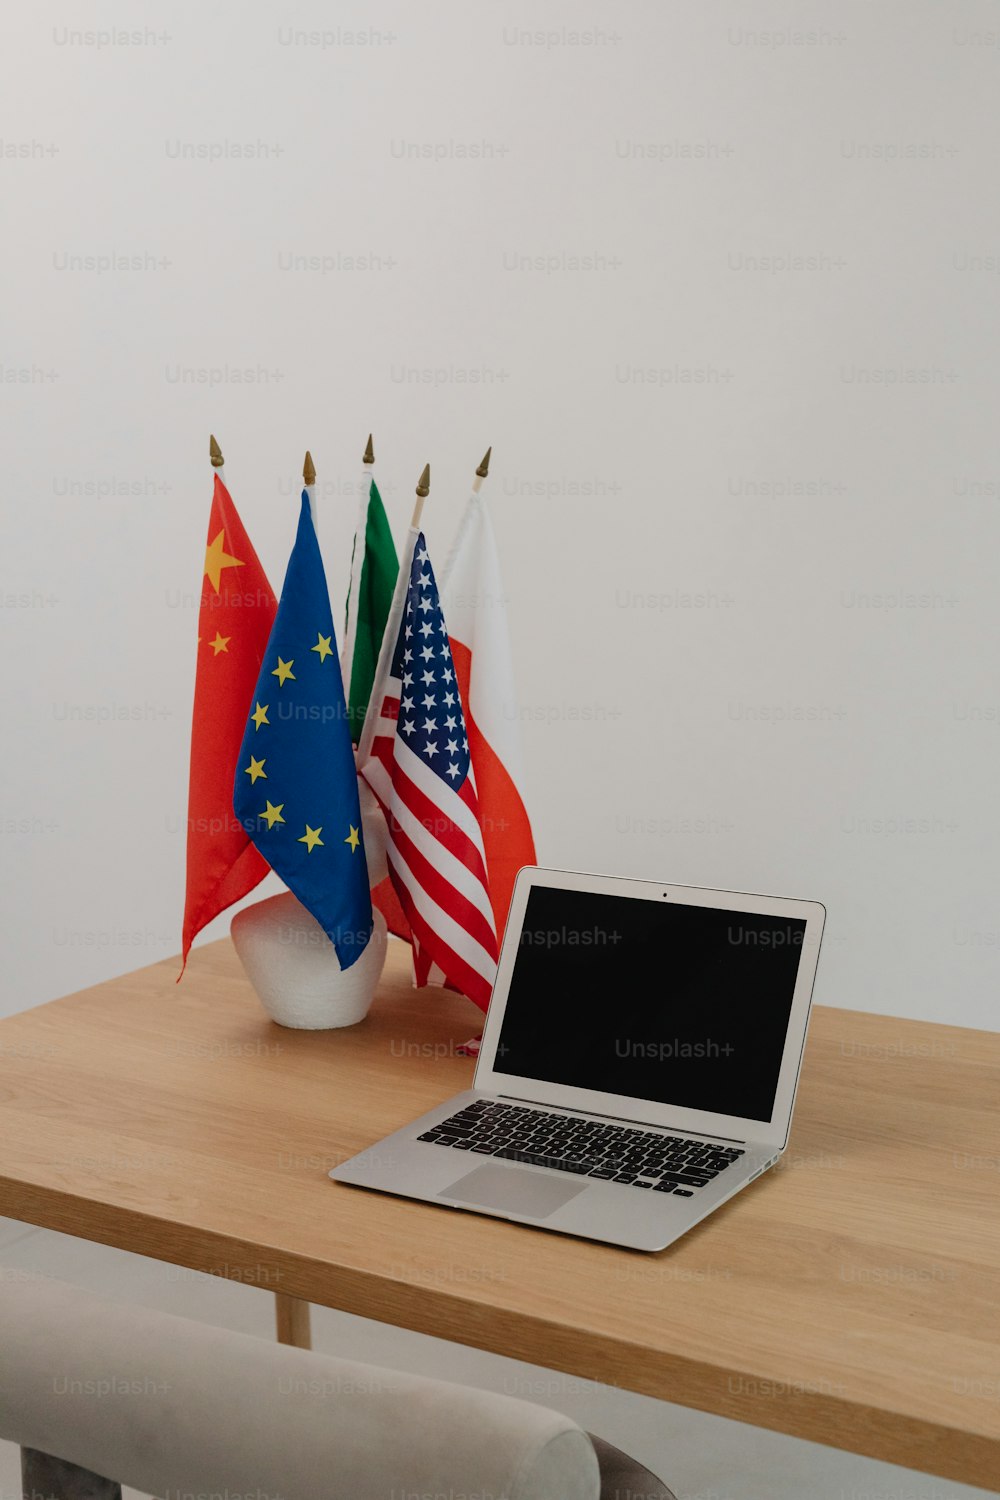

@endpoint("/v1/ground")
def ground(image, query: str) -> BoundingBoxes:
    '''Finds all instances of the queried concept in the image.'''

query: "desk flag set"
[180,435,534,1030]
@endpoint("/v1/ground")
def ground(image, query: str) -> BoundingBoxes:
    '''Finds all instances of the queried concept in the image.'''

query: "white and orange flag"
[439,451,536,943]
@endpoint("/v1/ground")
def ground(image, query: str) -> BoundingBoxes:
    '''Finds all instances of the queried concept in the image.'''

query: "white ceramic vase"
[231,892,389,1030]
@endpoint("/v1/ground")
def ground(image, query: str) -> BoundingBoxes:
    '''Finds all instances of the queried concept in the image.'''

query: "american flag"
[360,534,499,1010]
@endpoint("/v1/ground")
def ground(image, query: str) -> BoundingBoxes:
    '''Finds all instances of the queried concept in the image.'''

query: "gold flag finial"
[303,450,316,486]
[363,433,375,465]
[476,446,492,479]
[209,434,224,468]
[411,463,430,528]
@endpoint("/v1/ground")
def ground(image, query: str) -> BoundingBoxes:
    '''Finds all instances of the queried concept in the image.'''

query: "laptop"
[329,867,826,1252]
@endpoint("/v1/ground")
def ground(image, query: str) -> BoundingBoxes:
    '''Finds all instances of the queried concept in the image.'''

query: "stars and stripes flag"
[181,472,277,971]
[359,533,499,1010]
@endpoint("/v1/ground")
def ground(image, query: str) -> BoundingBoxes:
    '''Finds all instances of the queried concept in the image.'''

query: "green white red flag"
[342,461,398,745]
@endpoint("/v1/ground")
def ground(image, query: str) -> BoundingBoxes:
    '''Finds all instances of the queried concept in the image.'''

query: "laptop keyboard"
[418,1099,744,1195]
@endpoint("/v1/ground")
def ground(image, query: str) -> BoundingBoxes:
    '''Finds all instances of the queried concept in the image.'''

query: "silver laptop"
[330,867,825,1252]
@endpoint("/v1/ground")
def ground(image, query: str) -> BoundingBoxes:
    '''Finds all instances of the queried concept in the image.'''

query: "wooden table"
[0,940,997,1491]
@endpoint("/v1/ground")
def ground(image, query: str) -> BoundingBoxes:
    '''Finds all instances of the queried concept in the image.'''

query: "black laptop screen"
[491,887,807,1123]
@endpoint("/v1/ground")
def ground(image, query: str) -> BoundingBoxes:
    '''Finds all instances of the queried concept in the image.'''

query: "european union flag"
[233,493,373,969]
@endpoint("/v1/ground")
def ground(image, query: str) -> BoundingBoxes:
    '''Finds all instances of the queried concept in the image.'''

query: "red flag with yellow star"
[181,473,278,969]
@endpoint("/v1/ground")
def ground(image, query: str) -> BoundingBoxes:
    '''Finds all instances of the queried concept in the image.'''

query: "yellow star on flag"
[272,657,296,686]
[298,825,324,852]
[344,824,361,853]
[244,756,267,784]
[209,632,230,656]
[204,530,244,592]
[251,702,269,731]
[260,801,285,829]
[312,633,333,662]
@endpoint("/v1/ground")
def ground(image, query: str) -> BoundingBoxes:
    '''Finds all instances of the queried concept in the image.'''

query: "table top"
[0,939,997,1490]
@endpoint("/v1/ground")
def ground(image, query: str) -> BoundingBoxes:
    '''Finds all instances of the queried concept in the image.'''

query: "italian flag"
[440,487,536,942]
[342,466,398,744]
[346,462,410,939]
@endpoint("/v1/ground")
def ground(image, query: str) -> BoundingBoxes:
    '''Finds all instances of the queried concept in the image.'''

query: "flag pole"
[357,463,428,770]
[303,449,317,531]
[342,434,376,687]
[441,448,490,589]
[361,433,375,521]
[358,434,375,535]
[411,463,430,529]
[472,446,491,496]
[210,433,225,487]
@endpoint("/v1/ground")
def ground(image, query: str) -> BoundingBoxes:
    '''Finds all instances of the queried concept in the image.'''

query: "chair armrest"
[0,1271,599,1500]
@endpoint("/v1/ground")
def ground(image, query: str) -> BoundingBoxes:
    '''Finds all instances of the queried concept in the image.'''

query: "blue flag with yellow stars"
[233,493,373,969]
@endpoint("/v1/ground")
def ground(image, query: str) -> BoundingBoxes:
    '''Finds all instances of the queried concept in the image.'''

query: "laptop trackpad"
[440,1164,587,1218]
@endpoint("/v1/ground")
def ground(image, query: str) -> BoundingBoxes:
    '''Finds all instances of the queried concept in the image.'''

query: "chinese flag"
[181,474,277,969]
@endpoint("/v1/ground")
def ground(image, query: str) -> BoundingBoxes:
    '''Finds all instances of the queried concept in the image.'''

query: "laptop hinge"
[496,1092,747,1146]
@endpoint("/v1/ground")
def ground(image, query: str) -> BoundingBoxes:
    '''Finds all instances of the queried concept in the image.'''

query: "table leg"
[274,1291,312,1348]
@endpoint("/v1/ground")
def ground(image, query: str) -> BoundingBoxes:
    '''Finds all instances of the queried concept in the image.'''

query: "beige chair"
[0,1273,676,1500]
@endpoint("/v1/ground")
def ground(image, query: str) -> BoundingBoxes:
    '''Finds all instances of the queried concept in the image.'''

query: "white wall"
[3,0,998,1028]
